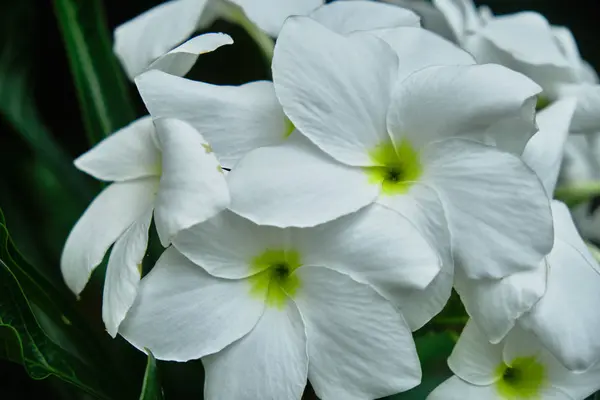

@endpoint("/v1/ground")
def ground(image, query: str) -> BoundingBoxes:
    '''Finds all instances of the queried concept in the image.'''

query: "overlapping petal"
[554,83,600,133]
[427,376,499,400]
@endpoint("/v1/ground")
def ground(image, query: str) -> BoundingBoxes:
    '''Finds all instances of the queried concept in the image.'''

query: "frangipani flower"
[227,16,554,329]
[61,117,229,337]
[428,321,600,399]
[114,0,324,79]
[120,206,444,399]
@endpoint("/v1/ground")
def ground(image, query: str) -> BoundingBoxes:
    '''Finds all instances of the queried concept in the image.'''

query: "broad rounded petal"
[294,266,420,399]
[388,64,541,151]
[102,209,153,337]
[422,139,553,279]
[518,201,600,372]
[119,247,265,361]
[273,16,397,166]
[74,116,161,181]
[448,320,503,385]
[153,118,230,247]
[310,1,420,35]
[371,27,474,82]
[61,178,159,295]
[552,26,584,76]
[522,98,577,195]
[383,0,457,41]
[555,83,600,133]
[147,33,233,77]
[454,262,547,345]
[228,135,379,228]
[135,71,288,168]
[427,376,499,400]
[232,0,323,37]
[294,204,442,296]
[432,0,482,41]
[203,302,307,400]
[173,210,285,279]
[114,0,210,79]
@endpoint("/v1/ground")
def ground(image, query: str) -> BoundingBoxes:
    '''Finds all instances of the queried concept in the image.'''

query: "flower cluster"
[61,0,600,399]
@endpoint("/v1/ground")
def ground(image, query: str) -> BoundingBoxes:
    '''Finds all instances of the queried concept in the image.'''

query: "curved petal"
[310,1,420,35]
[371,27,474,82]
[384,0,457,41]
[294,203,442,294]
[522,98,577,195]
[119,247,265,361]
[74,116,161,182]
[135,71,288,168]
[272,16,397,166]
[422,139,553,279]
[102,209,153,337]
[555,83,600,133]
[294,266,420,399]
[232,0,323,37]
[454,262,547,345]
[173,210,285,280]
[387,64,541,152]
[448,320,503,385]
[228,135,379,228]
[432,0,481,41]
[203,302,307,400]
[153,118,230,247]
[519,201,600,372]
[60,178,159,295]
[427,376,499,400]
[146,33,233,77]
[113,0,211,79]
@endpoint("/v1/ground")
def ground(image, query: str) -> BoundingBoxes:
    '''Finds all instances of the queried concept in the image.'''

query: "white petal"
[173,210,285,279]
[231,0,323,37]
[552,26,584,77]
[102,209,153,337]
[454,262,547,345]
[310,1,420,35]
[433,0,481,41]
[387,64,541,153]
[113,0,212,80]
[228,135,379,228]
[560,134,599,185]
[422,139,553,279]
[272,16,397,166]
[203,302,307,400]
[74,116,161,182]
[146,33,233,77]
[427,376,500,400]
[135,71,288,168]
[371,27,474,82]
[294,203,442,294]
[518,201,600,372]
[448,320,503,385]
[119,247,265,361]
[61,178,159,295]
[555,83,600,133]
[521,98,577,195]
[153,118,230,247]
[580,61,599,84]
[294,266,420,399]
[384,0,457,41]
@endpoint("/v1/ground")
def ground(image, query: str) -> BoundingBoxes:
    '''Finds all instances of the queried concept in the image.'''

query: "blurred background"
[0,0,598,398]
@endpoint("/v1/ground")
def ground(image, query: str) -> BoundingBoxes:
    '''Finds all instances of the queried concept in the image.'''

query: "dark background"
[1,0,598,398]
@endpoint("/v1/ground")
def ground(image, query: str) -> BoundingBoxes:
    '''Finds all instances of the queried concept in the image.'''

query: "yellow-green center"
[249,249,302,309]
[364,139,422,195]
[536,96,551,111]
[495,356,546,399]
[283,118,295,138]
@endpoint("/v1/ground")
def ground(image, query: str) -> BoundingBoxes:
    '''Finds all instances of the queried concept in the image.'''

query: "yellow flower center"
[536,96,551,111]
[283,118,295,138]
[364,139,422,195]
[248,249,302,309]
[495,356,546,399]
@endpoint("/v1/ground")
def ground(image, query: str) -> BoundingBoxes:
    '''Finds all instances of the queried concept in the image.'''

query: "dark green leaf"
[53,0,135,145]
[139,350,164,400]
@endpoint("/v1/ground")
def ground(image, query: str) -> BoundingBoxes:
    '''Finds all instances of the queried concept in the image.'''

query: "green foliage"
[139,351,164,400]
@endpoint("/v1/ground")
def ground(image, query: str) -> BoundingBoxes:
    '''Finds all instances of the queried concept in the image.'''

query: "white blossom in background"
[428,321,600,399]
[60,117,229,337]
[113,0,324,79]
[119,206,444,399]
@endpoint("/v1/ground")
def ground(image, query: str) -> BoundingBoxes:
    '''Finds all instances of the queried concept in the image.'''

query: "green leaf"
[139,350,164,400]
[554,182,600,208]
[53,0,135,145]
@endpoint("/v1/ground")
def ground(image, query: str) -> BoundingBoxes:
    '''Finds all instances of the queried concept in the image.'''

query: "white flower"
[113,0,325,79]
[134,1,421,168]
[119,206,444,399]
[434,0,600,133]
[427,321,600,399]
[60,117,229,337]
[226,16,553,328]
